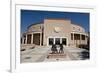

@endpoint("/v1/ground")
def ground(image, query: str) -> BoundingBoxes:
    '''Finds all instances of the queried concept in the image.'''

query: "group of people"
[51,44,64,54]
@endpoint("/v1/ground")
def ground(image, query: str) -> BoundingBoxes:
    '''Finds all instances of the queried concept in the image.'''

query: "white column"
[60,38,62,44]
[85,36,87,44]
[72,33,74,46]
[54,38,55,44]
[40,33,42,46]
[31,33,33,44]
[22,37,24,44]
[25,34,27,44]
[73,33,75,44]
[80,34,82,44]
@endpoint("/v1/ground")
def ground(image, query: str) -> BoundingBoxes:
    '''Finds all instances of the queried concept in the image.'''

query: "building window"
[71,33,73,40]
[27,34,32,44]
[33,33,40,45]
[62,38,66,45]
[74,34,80,40]
[55,38,60,45]
[49,38,54,45]
[81,35,85,40]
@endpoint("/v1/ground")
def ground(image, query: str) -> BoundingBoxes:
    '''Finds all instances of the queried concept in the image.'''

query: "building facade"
[21,19,88,48]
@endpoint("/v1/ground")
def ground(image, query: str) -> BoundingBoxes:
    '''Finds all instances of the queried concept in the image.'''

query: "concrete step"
[47,53,66,59]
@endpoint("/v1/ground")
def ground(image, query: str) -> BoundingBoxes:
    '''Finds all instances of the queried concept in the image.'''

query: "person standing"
[51,44,57,54]
[59,44,64,54]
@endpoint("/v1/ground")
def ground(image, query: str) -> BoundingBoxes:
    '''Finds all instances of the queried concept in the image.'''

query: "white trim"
[47,36,68,46]
[71,31,88,36]
[26,31,42,34]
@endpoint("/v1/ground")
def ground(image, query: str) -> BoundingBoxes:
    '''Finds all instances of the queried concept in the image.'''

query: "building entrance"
[48,37,67,46]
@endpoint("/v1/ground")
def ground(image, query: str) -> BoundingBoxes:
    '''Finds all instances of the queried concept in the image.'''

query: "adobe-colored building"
[21,19,88,48]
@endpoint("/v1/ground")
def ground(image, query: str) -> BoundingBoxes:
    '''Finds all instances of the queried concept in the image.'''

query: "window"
[33,33,40,45]
[27,34,32,44]
[49,38,54,45]
[74,34,80,40]
[55,38,60,45]
[71,33,73,40]
[62,38,66,45]
[81,35,85,40]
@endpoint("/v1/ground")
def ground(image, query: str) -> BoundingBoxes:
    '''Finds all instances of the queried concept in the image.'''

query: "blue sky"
[21,10,89,33]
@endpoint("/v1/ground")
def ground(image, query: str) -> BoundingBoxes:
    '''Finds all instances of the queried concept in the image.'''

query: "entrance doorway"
[33,33,40,45]
[55,38,60,45]
[48,37,67,46]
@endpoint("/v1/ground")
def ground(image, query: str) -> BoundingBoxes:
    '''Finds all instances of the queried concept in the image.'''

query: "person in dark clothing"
[54,44,58,54]
[59,44,64,53]
[51,44,57,54]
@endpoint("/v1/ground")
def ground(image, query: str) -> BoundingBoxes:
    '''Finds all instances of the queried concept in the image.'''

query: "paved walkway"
[21,46,86,63]
[21,46,50,63]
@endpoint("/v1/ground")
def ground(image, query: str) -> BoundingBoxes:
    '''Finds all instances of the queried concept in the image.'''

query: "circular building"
[21,19,88,48]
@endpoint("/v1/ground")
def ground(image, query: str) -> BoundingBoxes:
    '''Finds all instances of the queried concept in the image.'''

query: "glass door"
[55,38,60,45]
[62,38,66,45]
[49,38,54,45]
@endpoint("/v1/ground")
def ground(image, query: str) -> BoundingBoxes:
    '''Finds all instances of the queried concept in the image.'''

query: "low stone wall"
[21,44,35,50]
[47,53,66,59]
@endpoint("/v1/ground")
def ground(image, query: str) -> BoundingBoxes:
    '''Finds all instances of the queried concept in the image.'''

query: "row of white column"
[72,33,87,45]
[22,33,42,46]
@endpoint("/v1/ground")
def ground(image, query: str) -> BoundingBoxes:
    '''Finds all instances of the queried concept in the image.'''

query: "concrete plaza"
[20,46,88,63]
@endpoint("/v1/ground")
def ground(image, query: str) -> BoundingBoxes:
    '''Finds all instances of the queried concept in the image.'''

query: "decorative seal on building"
[54,27,60,33]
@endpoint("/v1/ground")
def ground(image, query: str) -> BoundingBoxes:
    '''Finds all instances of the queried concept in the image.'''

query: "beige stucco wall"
[43,19,72,46]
